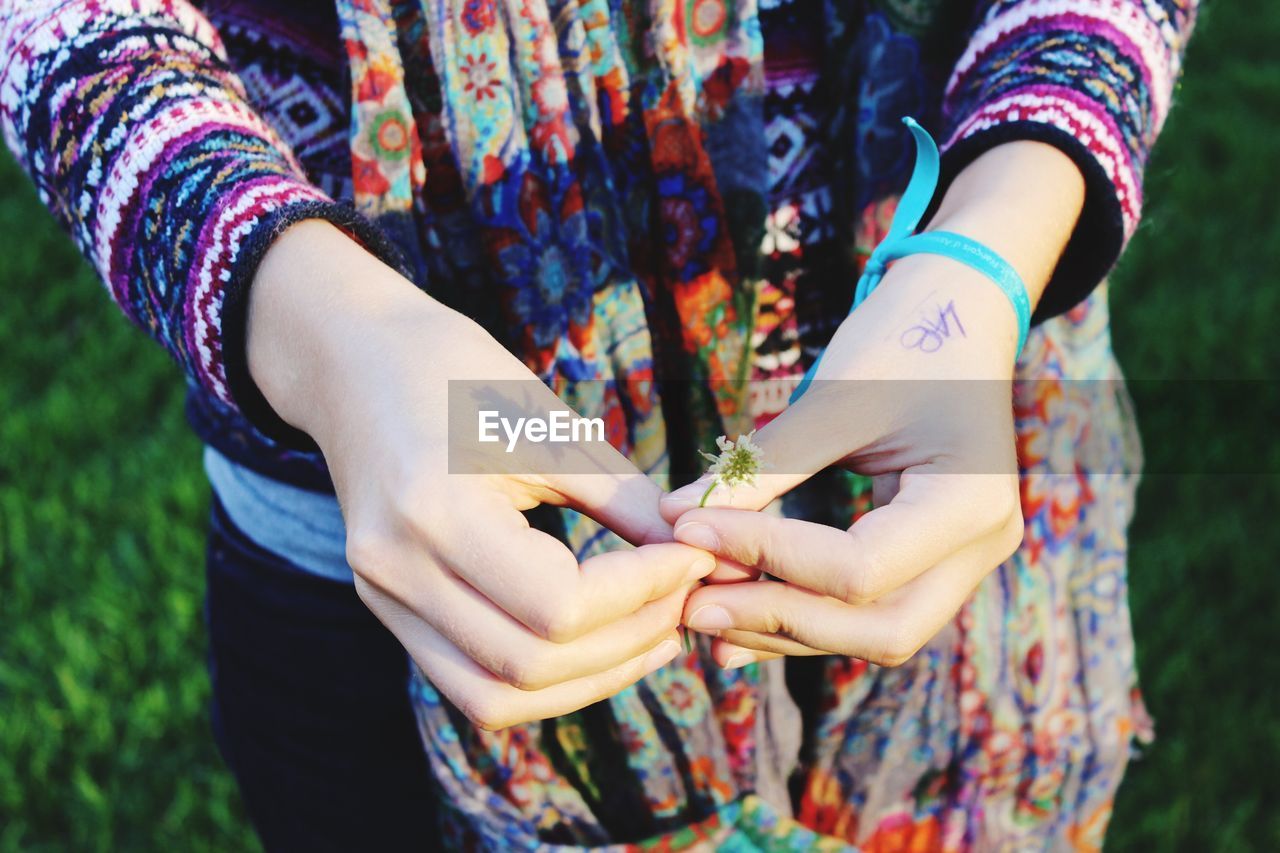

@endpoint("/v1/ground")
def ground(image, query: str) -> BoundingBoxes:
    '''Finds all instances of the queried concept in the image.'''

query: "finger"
[710,637,789,668]
[660,383,897,522]
[672,468,1015,605]
[681,542,995,665]
[364,547,695,689]
[508,398,678,547]
[452,376,676,546]
[682,579,895,655]
[703,555,760,584]
[363,583,683,731]
[714,631,819,658]
[551,466,676,547]
[423,494,714,641]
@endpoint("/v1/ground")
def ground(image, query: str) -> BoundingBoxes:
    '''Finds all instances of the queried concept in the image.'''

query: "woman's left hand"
[659,140,1087,670]
[660,257,1024,668]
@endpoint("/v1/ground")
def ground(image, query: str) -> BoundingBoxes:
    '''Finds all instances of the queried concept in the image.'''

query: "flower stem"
[698,479,717,508]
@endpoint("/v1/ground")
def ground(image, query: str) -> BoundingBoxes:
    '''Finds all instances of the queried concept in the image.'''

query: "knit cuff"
[937,0,1192,320]
[937,112,1126,323]
[217,192,408,450]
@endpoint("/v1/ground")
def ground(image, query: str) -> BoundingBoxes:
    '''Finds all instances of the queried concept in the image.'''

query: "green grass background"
[1,2,1276,848]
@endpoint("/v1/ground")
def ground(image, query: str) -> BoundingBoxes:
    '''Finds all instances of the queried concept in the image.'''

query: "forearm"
[245,220,448,444]
[926,140,1085,309]
[837,142,1086,378]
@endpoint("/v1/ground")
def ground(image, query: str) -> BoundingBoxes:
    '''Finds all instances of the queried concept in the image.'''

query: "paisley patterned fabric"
[319,0,1176,848]
[783,286,1151,852]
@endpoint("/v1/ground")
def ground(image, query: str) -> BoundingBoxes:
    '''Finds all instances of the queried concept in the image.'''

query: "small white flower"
[698,430,766,506]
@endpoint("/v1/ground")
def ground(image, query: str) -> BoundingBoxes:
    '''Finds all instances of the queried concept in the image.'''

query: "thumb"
[660,385,882,523]
[552,463,675,546]
[456,377,675,546]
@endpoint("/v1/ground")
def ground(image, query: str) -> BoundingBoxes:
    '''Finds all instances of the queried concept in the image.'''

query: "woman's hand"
[660,257,1026,669]
[659,141,1085,670]
[247,221,713,730]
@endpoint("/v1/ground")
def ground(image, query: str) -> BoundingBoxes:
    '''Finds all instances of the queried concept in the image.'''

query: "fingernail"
[723,652,754,670]
[687,604,733,632]
[663,479,709,512]
[643,639,681,672]
[662,496,697,517]
[687,554,717,582]
[675,521,719,551]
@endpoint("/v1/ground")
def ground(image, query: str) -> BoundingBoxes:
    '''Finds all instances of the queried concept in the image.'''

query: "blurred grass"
[0,121,255,850]
[0,1,1276,849]
[1105,0,1280,848]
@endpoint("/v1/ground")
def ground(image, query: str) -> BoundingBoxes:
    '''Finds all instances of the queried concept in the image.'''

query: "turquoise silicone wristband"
[791,117,1031,404]
[878,230,1032,352]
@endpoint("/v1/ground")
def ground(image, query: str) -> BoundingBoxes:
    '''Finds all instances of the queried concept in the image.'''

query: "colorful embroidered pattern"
[0,1,349,408]
[943,0,1198,243]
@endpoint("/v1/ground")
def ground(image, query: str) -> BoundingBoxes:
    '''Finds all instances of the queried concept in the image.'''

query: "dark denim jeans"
[204,497,436,851]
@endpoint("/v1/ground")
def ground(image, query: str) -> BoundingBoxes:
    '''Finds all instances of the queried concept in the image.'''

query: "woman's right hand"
[245,221,712,730]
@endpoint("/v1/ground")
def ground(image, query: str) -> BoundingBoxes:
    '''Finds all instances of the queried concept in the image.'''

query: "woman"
[0,0,1195,848]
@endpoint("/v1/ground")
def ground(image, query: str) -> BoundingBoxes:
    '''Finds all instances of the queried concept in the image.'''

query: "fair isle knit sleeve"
[0,0,396,440]
[940,0,1199,321]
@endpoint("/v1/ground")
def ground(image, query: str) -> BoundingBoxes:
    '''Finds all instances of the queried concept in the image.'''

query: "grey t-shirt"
[204,446,353,583]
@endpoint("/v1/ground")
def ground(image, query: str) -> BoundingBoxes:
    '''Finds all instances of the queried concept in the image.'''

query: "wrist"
[860,254,1021,378]
[927,140,1085,309]
[245,219,440,441]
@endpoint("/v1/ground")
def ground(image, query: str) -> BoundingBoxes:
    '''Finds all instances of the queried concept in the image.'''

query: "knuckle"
[995,514,1026,561]
[832,568,864,606]
[874,626,923,668]
[345,528,396,581]
[755,520,784,569]
[758,600,786,637]
[497,649,555,692]
[533,599,586,644]
[390,479,439,539]
[457,691,511,732]
[984,479,1022,533]
[839,561,877,606]
[549,547,583,580]
[875,647,912,668]
[838,537,886,605]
